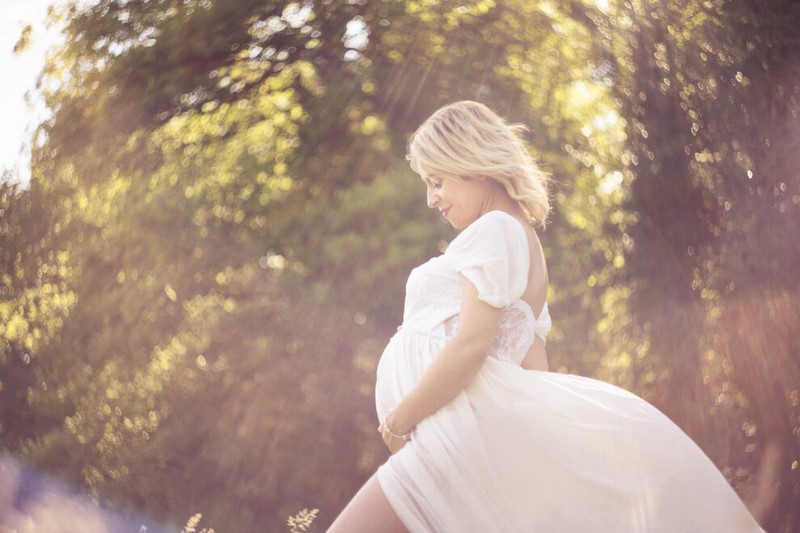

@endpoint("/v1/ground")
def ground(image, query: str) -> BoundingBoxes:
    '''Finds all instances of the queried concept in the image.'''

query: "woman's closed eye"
[426,177,443,189]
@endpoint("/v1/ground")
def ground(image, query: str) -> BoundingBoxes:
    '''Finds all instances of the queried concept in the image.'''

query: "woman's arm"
[385,277,501,441]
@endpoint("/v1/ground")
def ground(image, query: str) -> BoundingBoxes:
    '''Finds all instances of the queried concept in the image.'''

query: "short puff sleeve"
[445,211,530,308]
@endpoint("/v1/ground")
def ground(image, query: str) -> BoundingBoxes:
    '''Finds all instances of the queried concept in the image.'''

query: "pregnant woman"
[328,101,763,532]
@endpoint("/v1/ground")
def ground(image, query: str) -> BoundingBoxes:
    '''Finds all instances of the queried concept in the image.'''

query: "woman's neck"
[480,188,528,224]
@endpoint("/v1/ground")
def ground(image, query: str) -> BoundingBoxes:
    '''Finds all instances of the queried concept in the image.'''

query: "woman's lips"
[441,206,451,218]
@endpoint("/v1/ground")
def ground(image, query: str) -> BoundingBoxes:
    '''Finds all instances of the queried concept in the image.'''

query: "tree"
[598,0,800,528]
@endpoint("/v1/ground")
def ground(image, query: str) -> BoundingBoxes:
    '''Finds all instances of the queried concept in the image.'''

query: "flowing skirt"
[374,329,763,533]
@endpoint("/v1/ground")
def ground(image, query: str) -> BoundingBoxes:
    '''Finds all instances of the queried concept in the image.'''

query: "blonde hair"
[407,101,550,227]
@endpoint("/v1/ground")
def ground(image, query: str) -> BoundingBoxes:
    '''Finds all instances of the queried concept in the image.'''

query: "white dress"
[374,211,763,533]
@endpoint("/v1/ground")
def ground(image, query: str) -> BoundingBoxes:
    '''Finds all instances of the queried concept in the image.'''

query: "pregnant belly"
[374,328,447,419]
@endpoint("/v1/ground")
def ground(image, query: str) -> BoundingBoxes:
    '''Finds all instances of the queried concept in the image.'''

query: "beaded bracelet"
[382,410,414,442]
[384,423,413,442]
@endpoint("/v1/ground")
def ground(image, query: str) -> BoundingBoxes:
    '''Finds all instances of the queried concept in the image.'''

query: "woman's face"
[422,173,492,229]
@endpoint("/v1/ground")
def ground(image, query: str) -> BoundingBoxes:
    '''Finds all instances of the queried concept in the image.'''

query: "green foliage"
[2,0,797,530]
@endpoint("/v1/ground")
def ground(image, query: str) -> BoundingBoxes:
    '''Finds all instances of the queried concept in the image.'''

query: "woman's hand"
[380,427,409,454]
[379,409,413,454]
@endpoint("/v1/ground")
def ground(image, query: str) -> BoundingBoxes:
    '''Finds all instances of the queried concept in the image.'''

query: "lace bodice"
[399,211,551,366]
[444,301,551,365]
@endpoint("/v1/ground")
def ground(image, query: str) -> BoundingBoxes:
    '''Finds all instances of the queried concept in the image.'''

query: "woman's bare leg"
[327,472,408,532]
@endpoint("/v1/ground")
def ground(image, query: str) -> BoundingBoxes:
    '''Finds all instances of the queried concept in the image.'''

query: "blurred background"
[1,0,798,531]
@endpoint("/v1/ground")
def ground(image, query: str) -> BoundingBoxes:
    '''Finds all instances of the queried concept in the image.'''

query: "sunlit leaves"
[0,184,76,364]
